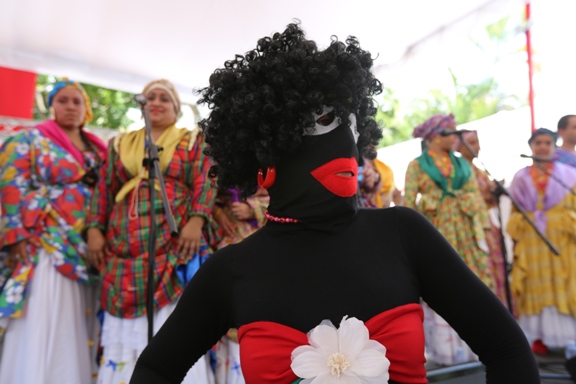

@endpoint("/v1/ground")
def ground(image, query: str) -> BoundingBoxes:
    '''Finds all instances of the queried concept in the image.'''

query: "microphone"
[134,94,147,106]
[440,129,473,137]
[520,154,553,162]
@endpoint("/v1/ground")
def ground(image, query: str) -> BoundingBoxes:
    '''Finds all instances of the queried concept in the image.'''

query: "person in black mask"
[130,23,539,384]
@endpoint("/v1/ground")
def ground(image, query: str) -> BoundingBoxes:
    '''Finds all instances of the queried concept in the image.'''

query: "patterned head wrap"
[412,113,456,141]
[528,128,557,146]
[142,79,181,115]
[453,130,478,152]
[47,78,93,126]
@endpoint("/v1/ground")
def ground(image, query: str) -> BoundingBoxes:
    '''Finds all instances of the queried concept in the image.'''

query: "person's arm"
[181,133,218,253]
[85,141,118,268]
[402,160,420,209]
[395,206,539,383]
[245,194,270,226]
[459,173,491,230]
[85,141,117,234]
[131,251,234,383]
[505,171,529,242]
[187,134,216,223]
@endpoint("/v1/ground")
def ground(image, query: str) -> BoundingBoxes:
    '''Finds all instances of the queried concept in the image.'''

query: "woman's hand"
[214,209,236,238]
[392,188,404,206]
[87,228,108,269]
[485,230,497,256]
[178,216,204,257]
[7,238,39,267]
[230,202,254,221]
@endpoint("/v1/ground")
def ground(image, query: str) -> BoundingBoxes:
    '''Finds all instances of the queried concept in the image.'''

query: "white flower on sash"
[291,316,390,383]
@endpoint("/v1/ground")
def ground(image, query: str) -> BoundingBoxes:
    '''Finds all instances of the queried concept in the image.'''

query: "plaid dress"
[86,130,216,318]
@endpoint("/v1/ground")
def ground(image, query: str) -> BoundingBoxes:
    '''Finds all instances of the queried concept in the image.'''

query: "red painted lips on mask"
[310,157,358,197]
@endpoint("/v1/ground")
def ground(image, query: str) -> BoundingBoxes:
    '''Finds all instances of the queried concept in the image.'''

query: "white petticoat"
[0,249,99,384]
[519,306,576,348]
[422,303,478,366]
[214,337,245,384]
[97,302,215,384]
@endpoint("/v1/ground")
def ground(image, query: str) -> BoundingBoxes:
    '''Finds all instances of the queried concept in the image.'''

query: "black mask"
[267,120,360,233]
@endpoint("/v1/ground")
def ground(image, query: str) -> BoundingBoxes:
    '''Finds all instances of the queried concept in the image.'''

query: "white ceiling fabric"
[0,0,524,102]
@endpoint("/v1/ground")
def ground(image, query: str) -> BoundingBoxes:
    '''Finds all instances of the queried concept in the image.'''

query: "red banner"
[0,67,37,119]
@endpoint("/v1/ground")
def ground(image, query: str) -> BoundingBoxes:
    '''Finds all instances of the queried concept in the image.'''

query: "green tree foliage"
[34,74,136,130]
[376,16,525,148]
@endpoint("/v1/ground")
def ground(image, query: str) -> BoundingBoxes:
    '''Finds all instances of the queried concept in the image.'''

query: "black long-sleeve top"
[131,207,539,383]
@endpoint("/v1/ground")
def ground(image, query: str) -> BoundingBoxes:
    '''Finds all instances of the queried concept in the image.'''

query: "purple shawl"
[35,120,107,167]
[554,148,576,169]
[509,162,576,233]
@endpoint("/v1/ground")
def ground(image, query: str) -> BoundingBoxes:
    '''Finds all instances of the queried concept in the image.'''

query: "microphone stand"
[134,94,179,342]
[458,139,559,314]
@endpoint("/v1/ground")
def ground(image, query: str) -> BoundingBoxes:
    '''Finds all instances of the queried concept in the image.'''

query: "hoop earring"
[49,106,56,120]
[257,166,276,189]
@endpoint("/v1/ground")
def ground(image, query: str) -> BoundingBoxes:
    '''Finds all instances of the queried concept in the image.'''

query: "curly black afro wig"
[198,23,383,196]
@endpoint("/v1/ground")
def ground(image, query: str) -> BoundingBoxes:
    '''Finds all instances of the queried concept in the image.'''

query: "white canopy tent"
[0,0,525,103]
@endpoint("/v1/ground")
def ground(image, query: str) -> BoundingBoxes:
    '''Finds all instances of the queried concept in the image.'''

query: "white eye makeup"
[303,105,359,144]
[348,113,359,144]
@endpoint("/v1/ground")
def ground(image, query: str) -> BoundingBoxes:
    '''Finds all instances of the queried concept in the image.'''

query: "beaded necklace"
[265,211,301,224]
[530,162,554,194]
[427,150,454,178]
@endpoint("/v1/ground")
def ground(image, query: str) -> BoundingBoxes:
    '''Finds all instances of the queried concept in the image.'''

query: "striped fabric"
[85,129,216,318]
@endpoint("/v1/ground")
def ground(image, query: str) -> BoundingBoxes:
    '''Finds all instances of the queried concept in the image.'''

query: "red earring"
[257,166,276,189]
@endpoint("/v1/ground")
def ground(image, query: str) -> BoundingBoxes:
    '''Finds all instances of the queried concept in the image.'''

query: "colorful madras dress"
[507,162,576,347]
[213,188,269,384]
[471,163,511,311]
[0,121,106,384]
[404,151,494,366]
[85,125,217,384]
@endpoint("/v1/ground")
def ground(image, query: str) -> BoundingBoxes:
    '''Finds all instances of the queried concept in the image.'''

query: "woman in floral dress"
[0,79,107,383]
[403,114,495,366]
